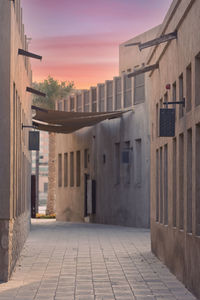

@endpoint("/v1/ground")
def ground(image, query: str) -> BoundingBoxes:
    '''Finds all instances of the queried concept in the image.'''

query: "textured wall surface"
[0,212,30,281]
[0,220,10,281]
[149,0,200,298]
[11,212,30,279]
[0,0,32,282]
[46,132,56,215]
[55,27,159,228]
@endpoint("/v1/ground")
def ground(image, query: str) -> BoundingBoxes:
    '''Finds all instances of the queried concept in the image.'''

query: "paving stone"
[76,290,94,295]
[95,297,115,300]
[115,297,135,300]
[0,298,16,300]
[76,296,95,300]
[135,296,156,300]
[0,220,198,300]
[55,297,74,300]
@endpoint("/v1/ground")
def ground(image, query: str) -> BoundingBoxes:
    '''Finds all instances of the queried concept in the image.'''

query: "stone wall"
[11,211,30,278]
[0,212,30,281]
[0,220,10,281]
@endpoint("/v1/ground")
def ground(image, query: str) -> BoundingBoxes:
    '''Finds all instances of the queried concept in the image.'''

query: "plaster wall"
[0,0,32,281]
[92,109,150,227]
[0,0,11,221]
[55,27,159,228]
[56,128,93,222]
[119,26,160,75]
[149,0,200,298]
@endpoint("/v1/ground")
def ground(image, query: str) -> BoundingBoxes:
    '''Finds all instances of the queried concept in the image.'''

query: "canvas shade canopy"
[32,106,132,134]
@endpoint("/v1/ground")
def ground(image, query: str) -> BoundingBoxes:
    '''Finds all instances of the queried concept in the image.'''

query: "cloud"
[21,0,173,88]
[22,0,172,39]
[32,33,120,49]
[29,33,120,87]
[22,0,144,21]
[32,62,118,89]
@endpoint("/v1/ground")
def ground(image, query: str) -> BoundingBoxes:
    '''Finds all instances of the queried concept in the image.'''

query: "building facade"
[38,132,49,209]
[149,0,200,298]
[32,131,49,212]
[55,27,159,228]
[0,0,32,281]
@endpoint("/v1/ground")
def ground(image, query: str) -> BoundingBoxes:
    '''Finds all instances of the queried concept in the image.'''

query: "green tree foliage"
[32,76,74,109]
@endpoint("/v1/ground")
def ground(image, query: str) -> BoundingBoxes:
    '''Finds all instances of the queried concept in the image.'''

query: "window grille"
[84,91,89,112]
[124,75,132,108]
[107,81,113,111]
[134,73,145,104]
[70,96,75,112]
[92,88,97,112]
[77,94,82,112]
[115,78,121,110]
[99,85,105,112]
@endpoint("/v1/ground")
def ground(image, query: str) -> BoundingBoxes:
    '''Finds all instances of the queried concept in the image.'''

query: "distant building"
[149,0,200,298]
[0,0,32,281]
[54,27,159,227]
[38,132,49,206]
[32,131,49,211]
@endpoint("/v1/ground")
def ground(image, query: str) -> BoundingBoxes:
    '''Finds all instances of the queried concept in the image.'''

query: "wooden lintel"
[124,42,141,47]
[18,49,42,60]
[128,63,159,78]
[139,31,177,51]
[26,87,46,97]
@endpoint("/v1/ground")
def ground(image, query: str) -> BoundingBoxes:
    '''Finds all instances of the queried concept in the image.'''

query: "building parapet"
[56,72,146,114]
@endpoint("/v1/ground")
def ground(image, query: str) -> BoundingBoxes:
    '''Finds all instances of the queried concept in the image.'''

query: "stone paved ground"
[0,220,197,300]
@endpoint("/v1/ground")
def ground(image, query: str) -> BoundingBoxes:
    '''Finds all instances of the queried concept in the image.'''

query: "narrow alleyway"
[0,220,197,300]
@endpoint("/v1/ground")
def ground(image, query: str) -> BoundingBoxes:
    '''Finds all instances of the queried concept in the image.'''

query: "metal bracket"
[124,42,141,47]
[22,124,37,130]
[18,49,42,60]
[26,87,46,97]
[139,30,177,51]
[163,98,185,108]
[128,63,159,78]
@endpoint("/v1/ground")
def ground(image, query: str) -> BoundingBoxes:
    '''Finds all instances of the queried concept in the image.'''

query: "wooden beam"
[18,49,42,60]
[139,31,177,51]
[26,87,46,97]
[128,63,159,78]
[124,42,141,47]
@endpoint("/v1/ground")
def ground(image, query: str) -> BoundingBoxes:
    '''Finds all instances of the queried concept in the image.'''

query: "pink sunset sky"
[21,0,173,89]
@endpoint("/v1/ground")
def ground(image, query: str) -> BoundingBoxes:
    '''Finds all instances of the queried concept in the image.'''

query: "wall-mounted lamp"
[29,131,40,151]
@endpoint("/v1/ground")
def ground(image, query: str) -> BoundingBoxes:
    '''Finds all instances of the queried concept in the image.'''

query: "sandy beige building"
[54,1,200,297]
[32,131,49,211]
[0,0,32,281]
[149,0,200,298]
[54,27,160,228]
